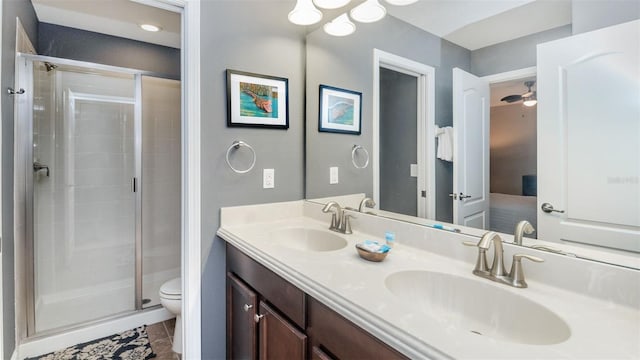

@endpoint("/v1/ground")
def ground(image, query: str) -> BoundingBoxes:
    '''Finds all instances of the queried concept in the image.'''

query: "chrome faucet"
[358,197,376,213]
[322,201,353,234]
[464,231,544,288]
[514,220,535,245]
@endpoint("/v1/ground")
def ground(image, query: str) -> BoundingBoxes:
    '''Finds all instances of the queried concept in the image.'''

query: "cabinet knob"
[254,314,264,323]
[243,304,253,312]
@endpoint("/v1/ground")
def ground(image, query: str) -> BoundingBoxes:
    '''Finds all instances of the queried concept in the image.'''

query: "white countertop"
[217,200,640,359]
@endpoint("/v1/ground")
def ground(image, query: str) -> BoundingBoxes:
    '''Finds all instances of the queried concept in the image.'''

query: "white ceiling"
[30,0,573,52]
[386,0,572,50]
[31,0,181,49]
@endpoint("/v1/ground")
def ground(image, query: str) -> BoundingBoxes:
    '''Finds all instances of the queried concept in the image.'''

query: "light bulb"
[288,0,323,26]
[350,0,386,23]
[324,13,356,36]
[140,24,161,32]
[313,0,351,9]
[523,93,537,107]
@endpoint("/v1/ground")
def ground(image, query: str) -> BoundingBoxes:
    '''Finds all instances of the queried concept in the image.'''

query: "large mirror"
[305,0,639,268]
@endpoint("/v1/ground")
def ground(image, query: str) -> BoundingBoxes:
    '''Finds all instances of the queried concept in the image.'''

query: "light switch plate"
[330,167,339,184]
[410,164,418,177]
[263,168,275,189]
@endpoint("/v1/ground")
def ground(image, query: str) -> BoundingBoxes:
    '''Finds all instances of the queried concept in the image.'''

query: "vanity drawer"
[226,244,306,329]
[307,297,408,360]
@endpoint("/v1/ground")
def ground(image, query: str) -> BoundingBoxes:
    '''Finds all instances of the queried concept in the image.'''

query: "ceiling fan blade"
[500,94,522,103]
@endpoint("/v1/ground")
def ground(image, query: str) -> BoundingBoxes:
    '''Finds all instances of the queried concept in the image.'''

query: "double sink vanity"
[218,200,640,359]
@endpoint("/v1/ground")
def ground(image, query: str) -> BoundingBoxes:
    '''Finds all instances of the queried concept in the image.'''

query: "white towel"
[436,126,454,162]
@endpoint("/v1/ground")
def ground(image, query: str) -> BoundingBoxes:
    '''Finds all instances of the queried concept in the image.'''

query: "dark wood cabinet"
[307,297,408,360]
[227,272,258,360]
[258,301,307,360]
[226,243,409,360]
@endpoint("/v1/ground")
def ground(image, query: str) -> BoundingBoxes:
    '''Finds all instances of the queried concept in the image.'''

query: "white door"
[452,68,490,228]
[537,20,640,252]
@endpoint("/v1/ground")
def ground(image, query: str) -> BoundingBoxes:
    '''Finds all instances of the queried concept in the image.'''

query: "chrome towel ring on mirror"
[352,144,369,169]
[226,140,256,174]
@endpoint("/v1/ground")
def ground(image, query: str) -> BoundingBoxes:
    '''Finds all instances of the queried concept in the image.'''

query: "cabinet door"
[258,301,307,360]
[227,272,258,360]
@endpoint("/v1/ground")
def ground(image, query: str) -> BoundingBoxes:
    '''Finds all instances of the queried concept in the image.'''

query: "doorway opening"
[373,49,435,219]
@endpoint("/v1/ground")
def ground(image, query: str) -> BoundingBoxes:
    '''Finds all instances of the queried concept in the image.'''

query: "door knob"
[243,304,253,312]
[459,192,472,200]
[254,314,264,323]
[541,202,565,213]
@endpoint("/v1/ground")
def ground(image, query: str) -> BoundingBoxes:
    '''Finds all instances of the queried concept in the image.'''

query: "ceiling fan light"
[313,0,351,9]
[384,0,418,5]
[523,93,537,107]
[288,0,323,26]
[324,13,356,36]
[350,0,386,23]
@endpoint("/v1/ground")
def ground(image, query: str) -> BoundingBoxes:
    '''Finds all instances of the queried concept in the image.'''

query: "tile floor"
[148,318,181,360]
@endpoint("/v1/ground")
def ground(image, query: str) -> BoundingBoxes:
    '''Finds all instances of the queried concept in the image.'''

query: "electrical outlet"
[330,167,339,184]
[263,168,275,189]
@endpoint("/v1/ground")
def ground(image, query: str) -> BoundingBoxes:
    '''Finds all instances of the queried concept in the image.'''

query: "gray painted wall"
[1,1,38,357]
[470,25,572,77]
[380,68,417,216]
[199,2,305,359]
[490,104,536,195]
[305,15,470,223]
[38,23,181,79]
[572,0,640,34]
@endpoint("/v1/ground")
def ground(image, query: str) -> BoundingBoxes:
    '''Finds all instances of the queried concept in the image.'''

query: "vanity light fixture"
[313,0,351,9]
[350,0,387,23]
[288,0,323,26]
[523,94,537,107]
[323,13,356,37]
[140,24,161,32]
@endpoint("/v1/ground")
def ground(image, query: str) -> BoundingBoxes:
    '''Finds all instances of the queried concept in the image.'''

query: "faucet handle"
[514,254,544,263]
[341,214,355,234]
[509,254,544,288]
[462,241,490,274]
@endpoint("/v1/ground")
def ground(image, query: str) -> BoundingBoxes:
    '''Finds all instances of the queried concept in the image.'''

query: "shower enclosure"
[14,54,181,335]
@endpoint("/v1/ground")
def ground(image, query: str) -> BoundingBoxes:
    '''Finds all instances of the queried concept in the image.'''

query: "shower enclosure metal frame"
[16,53,161,337]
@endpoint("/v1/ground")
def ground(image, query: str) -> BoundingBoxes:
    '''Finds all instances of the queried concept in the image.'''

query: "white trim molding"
[481,66,536,84]
[372,49,436,219]
[181,0,202,359]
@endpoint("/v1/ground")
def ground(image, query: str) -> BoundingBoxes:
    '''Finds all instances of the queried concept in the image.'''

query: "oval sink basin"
[270,228,347,252]
[385,271,571,345]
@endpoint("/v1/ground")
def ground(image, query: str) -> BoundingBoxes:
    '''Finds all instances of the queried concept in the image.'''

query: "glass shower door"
[31,60,137,333]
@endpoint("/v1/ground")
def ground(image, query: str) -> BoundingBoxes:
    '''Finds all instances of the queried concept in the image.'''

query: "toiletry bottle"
[385,231,396,248]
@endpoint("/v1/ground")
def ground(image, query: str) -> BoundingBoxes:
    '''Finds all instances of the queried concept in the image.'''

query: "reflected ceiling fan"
[500,80,537,107]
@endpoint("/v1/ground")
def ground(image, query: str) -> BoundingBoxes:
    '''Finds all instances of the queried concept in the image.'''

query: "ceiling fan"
[500,80,537,107]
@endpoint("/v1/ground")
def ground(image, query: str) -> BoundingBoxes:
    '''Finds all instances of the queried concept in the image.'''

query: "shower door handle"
[33,161,49,177]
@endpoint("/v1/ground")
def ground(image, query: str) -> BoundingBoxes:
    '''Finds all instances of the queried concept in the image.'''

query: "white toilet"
[159,278,182,354]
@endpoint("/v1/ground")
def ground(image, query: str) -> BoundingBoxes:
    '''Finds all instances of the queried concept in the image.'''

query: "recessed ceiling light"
[140,24,161,32]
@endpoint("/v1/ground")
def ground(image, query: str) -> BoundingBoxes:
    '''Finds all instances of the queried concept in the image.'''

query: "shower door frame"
[17,53,153,337]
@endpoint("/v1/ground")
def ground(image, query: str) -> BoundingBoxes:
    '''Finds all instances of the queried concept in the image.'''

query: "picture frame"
[226,69,289,129]
[318,84,362,135]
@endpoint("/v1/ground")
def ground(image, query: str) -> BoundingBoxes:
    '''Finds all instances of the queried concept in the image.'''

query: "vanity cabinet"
[227,245,307,360]
[307,297,407,360]
[226,244,407,360]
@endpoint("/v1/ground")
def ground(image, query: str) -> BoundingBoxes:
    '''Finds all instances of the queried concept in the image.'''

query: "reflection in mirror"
[305,0,640,269]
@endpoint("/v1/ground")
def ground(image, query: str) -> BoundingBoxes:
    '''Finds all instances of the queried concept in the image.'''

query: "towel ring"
[226,140,256,174]
[351,145,369,169]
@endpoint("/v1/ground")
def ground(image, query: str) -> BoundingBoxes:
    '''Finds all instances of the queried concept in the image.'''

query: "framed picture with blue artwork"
[226,69,289,129]
[318,84,362,135]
